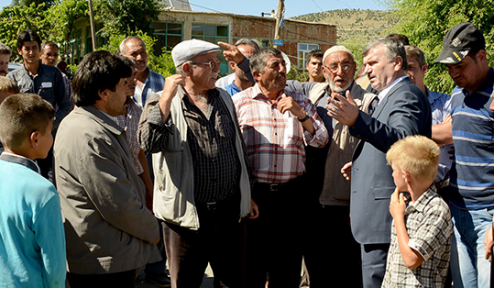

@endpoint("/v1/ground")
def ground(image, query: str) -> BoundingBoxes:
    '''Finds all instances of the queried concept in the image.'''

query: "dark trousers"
[302,205,362,288]
[246,177,304,288]
[360,243,389,288]
[67,269,137,288]
[164,196,246,288]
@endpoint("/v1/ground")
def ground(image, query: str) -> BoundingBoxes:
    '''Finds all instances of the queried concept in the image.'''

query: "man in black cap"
[435,22,494,288]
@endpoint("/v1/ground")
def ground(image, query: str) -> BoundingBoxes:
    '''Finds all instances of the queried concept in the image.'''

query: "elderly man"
[40,41,72,105]
[305,49,324,83]
[0,42,11,76]
[434,22,494,288]
[288,45,377,287]
[232,47,328,288]
[119,36,165,108]
[327,37,432,288]
[138,39,256,288]
[54,51,160,288]
[224,38,259,96]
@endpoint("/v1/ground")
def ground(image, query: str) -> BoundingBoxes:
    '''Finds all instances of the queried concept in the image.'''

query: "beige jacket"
[55,106,160,274]
[309,82,377,206]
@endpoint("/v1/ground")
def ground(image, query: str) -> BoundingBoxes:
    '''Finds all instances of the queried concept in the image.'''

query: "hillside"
[291,9,400,64]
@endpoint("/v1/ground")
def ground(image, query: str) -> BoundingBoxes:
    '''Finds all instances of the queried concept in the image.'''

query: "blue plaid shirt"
[133,68,165,107]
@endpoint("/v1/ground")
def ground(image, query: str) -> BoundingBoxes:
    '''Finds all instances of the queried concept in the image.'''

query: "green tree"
[383,0,494,94]
[11,0,54,9]
[0,2,51,62]
[47,0,88,45]
[93,0,163,37]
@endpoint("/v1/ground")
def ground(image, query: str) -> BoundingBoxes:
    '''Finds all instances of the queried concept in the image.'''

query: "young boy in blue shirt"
[382,135,453,288]
[0,93,66,288]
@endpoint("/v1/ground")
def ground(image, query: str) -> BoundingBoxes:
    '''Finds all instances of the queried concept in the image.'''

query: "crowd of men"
[0,21,493,288]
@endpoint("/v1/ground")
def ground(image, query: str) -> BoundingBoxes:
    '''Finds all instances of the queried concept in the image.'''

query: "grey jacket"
[139,87,251,230]
[54,106,160,274]
[8,62,72,130]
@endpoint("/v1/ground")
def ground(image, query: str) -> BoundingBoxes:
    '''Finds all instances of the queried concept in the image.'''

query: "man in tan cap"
[138,39,258,288]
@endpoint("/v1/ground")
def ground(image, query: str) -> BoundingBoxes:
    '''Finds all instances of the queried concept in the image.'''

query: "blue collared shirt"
[133,68,165,107]
[427,87,453,183]
[224,80,241,96]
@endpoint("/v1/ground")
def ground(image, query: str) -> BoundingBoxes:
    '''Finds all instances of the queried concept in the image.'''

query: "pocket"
[372,186,394,200]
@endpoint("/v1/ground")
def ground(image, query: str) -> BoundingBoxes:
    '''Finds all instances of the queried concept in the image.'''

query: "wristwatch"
[298,111,310,123]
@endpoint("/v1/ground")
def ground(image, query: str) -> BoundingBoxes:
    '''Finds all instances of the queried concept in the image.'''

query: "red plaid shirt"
[233,84,328,183]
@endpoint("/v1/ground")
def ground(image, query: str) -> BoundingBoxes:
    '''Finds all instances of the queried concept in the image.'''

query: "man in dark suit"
[327,37,432,288]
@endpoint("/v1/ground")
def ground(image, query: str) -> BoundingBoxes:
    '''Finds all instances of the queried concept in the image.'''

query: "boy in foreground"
[382,135,453,288]
[0,93,66,287]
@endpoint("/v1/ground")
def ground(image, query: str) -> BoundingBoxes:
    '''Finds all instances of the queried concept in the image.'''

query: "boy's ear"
[29,131,40,149]
[98,88,110,101]
[403,170,412,183]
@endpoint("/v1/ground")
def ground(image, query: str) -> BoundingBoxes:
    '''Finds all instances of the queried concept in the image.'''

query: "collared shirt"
[7,61,72,130]
[233,83,328,183]
[378,76,408,103]
[426,87,453,183]
[145,89,242,204]
[116,99,143,174]
[449,67,494,209]
[133,68,165,107]
[224,80,241,97]
[382,187,453,288]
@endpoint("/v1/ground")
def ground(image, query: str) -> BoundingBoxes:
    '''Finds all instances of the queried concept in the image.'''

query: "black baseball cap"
[435,22,485,64]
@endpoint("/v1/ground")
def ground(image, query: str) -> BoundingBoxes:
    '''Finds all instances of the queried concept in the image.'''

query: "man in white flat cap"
[138,39,259,288]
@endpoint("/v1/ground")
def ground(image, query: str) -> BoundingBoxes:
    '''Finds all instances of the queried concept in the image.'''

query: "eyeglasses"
[44,53,59,57]
[191,60,221,69]
[324,63,354,73]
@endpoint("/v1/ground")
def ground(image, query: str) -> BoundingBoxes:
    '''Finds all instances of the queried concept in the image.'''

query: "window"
[67,29,82,65]
[191,24,229,75]
[152,22,183,54]
[298,43,319,69]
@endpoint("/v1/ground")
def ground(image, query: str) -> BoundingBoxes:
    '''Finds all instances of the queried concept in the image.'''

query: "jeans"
[449,204,493,288]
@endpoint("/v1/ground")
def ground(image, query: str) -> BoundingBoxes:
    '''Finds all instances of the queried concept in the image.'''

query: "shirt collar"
[0,152,40,173]
[406,186,436,213]
[378,76,408,102]
[252,83,284,100]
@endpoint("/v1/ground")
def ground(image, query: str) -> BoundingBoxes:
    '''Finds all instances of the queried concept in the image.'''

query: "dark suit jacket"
[349,77,432,245]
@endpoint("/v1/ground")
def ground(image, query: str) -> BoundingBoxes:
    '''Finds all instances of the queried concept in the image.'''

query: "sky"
[0,0,390,18]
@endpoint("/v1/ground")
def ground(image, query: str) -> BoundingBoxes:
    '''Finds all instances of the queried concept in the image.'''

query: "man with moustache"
[288,45,377,287]
[54,51,160,288]
[0,42,11,76]
[119,36,165,108]
[434,22,494,288]
[327,37,431,288]
[139,39,257,288]
[232,47,328,288]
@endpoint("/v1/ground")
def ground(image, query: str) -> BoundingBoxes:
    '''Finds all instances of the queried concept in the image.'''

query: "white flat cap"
[172,39,221,67]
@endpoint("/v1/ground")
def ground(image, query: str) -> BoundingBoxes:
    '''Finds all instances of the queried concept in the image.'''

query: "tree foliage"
[47,0,88,44]
[93,0,163,37]
[11,0,54,9]
[383,0,494,94]
[0,2,51,62]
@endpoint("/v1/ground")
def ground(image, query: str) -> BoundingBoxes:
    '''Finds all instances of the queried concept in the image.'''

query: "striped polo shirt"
[449,68,494,209]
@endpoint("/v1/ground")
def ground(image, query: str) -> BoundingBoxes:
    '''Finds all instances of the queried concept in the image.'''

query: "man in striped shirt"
[435,22,494,288]
[232,47,328,288]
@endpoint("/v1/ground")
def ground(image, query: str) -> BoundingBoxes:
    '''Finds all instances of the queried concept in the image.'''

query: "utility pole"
[88,0,97,51]
[273,0,284,49]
